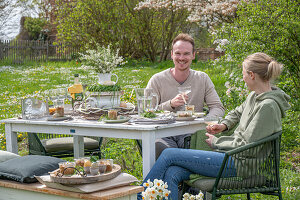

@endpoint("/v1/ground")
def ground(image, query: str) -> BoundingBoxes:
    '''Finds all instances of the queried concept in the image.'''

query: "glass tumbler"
[54,99,65,117]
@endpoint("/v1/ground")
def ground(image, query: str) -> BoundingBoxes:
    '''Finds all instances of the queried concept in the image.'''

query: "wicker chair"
[182,131,283,200]
[28,133,103,158]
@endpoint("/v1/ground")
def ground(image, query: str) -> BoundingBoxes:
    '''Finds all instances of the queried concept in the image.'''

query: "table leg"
[73,135,84,158]
[5,124,18,154]
[141,131,156,179]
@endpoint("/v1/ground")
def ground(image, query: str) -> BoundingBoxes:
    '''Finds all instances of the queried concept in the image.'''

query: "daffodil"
[142,179,171,200]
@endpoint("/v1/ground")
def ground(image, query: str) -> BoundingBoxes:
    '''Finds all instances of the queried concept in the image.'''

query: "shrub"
[214,0,300,104]
[56,0,191,62]
[24,17,48,40]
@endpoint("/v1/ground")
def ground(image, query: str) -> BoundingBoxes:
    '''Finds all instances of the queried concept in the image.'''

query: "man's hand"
[206,124,227,135]
[170,93,188,108]
[205,133,216,148]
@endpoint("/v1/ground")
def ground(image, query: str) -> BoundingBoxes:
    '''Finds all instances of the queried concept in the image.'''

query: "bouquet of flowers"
[142,179,171,200]
[79,44,126,74]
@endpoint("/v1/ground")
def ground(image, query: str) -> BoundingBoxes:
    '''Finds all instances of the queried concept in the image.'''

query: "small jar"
[108,109,118,120]
[90,162,99,175]
[59,162,75,175]
[185,105,195,114]
[98,163,107,173]
[49,107,56,115]
[75,157,90,167]
[100,159,113,172]
[83,158,91,174]
[54,99,64,117]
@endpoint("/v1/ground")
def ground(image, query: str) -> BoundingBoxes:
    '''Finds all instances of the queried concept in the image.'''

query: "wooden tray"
[49,164,121,185]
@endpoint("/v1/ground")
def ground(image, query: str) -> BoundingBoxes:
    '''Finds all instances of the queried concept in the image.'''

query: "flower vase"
[98,73,118,85]
[88,92,121,108]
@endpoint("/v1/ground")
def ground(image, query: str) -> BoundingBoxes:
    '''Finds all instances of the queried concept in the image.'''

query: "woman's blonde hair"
[243,52,283,81]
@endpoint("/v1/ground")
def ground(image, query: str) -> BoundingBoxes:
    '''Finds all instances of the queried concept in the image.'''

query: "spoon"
[181,94,187,105]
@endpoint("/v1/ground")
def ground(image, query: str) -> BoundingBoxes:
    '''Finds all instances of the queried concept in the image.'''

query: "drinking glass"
[178,86,191,95]
[58,88,68,100]
[178,86,191,105]
[22,98,48,119]
[135,88,158,116]
[204,116,221,126]
[49,89,59,101]
[53,99,64,117]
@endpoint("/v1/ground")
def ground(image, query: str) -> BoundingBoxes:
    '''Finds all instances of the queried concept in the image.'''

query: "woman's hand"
[206,123,227,135]
[205,133,216,148]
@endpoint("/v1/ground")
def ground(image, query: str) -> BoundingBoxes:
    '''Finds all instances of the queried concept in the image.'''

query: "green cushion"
[42,137,99,152]
[0,150,20,163]
[0,155,64,183]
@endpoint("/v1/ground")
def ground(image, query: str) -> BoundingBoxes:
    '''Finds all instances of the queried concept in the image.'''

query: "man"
[146,33,225,159]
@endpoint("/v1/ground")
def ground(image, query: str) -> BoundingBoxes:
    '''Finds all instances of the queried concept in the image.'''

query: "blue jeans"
[138,148,236,200]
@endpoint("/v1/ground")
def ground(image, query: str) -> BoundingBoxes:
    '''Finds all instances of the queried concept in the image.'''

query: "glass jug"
[135,88,158,116]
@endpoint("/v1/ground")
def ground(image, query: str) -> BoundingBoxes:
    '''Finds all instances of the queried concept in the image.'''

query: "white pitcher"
[98,73,118,85]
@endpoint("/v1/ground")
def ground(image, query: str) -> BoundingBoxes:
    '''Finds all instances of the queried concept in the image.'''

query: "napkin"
[35,173,138,193]
[133,117,175,124]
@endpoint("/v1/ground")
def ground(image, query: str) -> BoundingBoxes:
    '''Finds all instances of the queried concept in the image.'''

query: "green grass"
[0,60,299,199]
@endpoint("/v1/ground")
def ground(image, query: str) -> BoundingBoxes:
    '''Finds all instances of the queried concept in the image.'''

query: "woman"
[139,53,290,200]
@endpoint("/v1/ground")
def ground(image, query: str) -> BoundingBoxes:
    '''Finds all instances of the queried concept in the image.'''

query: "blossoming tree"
[135,0,250,28]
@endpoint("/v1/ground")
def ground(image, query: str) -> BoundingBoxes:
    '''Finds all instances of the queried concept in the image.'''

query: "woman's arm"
[211,101,281,150]
[220,99,247,131]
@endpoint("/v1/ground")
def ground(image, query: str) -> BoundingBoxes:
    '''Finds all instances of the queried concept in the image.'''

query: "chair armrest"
[184,136,191,149]
[225,131,282,156]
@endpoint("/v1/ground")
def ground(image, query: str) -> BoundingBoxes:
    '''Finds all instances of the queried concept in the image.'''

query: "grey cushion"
[0,150,20,163]
[0,155,64,183]
[42,137,99,152]
[188,175,267,192]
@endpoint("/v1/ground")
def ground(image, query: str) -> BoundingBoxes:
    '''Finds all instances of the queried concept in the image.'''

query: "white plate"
[121,103,135,111]
[104,103,135,111]
[194,112,206,118]
[175,116,196,121]
[103,118,130,123]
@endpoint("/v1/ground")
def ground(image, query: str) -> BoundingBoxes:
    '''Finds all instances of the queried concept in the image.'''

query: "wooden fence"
[0,40,80,63]
[196,48,224,61]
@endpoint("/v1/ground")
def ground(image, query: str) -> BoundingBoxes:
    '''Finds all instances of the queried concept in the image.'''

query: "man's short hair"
[172,33,195,52]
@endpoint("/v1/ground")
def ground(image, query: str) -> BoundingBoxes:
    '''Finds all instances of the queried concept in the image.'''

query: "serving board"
[49,164,121,185]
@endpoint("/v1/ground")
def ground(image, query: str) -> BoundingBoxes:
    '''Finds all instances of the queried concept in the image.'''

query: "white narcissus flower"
[163,182,168,189]
[183,193,191,199]
[142,179,171,200]
[190,195,196,200]
[143,179,153,188]
[154,179,164,188]
[149,187,157,197]
[163,188,170,199]
[183,191,205,200]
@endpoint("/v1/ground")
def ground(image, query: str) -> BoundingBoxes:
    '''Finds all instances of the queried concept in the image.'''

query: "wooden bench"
[0,179,143,200]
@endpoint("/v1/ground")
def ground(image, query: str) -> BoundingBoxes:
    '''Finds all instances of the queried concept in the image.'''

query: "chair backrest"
[28,132,103,158]
[213,131,282,196]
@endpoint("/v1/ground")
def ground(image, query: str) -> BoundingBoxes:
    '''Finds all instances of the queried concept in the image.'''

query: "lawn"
[0,60,299,199]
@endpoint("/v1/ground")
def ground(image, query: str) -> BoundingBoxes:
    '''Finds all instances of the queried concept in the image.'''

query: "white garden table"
[1,117,205,178]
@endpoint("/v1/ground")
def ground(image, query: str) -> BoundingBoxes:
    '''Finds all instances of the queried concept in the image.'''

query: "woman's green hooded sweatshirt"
[212,87,290,150]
